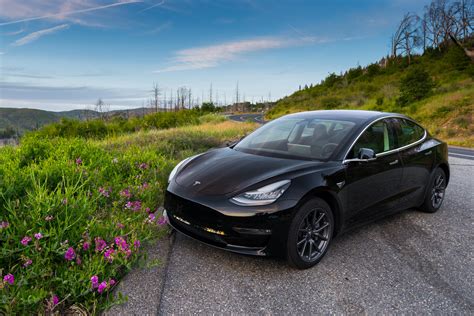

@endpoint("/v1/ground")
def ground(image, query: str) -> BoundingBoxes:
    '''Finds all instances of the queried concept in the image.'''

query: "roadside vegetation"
[267,0,473,147]
[0,112,256,314]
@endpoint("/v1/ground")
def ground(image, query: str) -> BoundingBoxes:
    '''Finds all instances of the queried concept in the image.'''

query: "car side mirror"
[358,148,376,160]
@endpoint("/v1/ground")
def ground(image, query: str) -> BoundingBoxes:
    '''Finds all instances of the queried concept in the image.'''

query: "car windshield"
[234,117,356,160]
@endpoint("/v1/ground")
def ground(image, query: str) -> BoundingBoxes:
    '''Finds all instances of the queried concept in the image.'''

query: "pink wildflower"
[3,273,14,285]
[34,232,43,240]
[95,237,107,252]
[23,258,32,267]
[98,187,110,198]
[148,213,156,221]
[76,256,82,265]
[141,182,149,190]
[91,275,99,288]
[116,222,125,229]
[0,221,9,229]
[64,247,76,261]
[21,236,32,246]
[52,295,59,305]
[97,281,108,293]
[109,279,116,286]
[125,200,142,211]
[120,188,131,198]
[75,158,82,165]
[157,216,168,226]
[133,240,140,249]
[83,242,90,251]
[138,162,148,170]
[104,249,115,262]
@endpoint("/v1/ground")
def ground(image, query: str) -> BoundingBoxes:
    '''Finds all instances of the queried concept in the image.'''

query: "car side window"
[396,119,425,147]
[349,120,396,158]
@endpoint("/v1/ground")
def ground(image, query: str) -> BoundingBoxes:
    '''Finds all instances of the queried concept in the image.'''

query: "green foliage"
[200,102,218,112]
[320,96,342,109]
[34,110,204,139]
[0,120,256,314]
[443,45,471,71]
[397,67,434,106]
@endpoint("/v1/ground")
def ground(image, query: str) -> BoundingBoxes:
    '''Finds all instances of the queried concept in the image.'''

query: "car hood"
[175,147,323,196]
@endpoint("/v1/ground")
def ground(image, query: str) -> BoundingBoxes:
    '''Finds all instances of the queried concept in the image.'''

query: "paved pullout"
[158,156,474,314]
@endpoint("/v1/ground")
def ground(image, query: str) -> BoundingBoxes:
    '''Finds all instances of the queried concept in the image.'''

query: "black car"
[164,110,449,269]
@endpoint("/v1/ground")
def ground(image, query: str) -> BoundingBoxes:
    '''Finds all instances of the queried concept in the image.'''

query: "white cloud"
[0,0,142,26]
[12,24,69,47]
[155,37,292,73]
[153,34,341,73]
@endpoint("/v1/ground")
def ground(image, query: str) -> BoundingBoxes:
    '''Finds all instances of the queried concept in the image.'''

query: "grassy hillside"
[267,45,473,147]
[0,118,257,314]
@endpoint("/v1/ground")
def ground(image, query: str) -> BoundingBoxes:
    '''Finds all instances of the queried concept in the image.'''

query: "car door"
[344,118,403,225]
[391,118,434,208]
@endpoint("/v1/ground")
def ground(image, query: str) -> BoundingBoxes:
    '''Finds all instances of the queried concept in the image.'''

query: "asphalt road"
[227,113,474,160]
[159,156,474,314]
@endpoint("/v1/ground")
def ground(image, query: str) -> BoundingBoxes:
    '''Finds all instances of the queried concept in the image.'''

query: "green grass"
[266,46,474,147]
[0,119,257,314]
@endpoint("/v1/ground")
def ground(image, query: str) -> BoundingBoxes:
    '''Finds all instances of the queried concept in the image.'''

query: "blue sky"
[0,0,430,111]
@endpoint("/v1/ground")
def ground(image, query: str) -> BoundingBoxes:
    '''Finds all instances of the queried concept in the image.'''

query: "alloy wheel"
[296,208,331,262]
[431,173,446,209]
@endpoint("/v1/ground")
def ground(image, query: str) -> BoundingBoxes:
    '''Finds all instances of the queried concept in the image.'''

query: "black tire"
[420,168,447,213]
[287,198,334,269]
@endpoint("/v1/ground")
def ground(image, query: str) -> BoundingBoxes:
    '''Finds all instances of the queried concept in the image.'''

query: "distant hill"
[268,44,474,147]
[0,107,156,137]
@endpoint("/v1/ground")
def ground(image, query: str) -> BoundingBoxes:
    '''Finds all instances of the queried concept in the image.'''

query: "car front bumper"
[163,190,295,257]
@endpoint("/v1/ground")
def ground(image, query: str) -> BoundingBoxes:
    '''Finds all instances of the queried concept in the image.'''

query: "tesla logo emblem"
[192,181,201,186]
[336,181,345,189]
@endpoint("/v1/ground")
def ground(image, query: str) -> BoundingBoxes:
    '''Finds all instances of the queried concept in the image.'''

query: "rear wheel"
[287,198,334,269]
[420,168,447,213]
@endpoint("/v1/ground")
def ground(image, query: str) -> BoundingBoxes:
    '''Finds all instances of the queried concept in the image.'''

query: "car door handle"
[424,150,432,156]
[389,159,398,165]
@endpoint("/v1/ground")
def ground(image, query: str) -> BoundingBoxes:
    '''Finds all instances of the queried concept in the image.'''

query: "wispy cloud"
[12,24,69,47]
[155,37,291,73]
[154,36,325,73]
[147,21,172,34]
[139,0,165,13]
[0,0,142,26]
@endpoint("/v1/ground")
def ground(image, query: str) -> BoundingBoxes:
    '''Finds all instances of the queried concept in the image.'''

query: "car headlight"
[168,155,198,183]
[230,180,291,206]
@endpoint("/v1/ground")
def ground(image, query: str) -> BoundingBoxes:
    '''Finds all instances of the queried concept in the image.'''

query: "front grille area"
[164,191,270,248]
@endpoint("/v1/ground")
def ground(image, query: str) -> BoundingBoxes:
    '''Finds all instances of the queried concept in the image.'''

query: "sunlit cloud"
[11,24,69,47]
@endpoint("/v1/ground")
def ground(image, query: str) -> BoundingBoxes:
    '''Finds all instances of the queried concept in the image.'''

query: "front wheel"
[286,198,334,269]
[420,168,447,213]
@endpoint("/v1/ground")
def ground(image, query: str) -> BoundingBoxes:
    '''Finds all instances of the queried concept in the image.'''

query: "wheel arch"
[437,162,450,185]
[298,188,343,236]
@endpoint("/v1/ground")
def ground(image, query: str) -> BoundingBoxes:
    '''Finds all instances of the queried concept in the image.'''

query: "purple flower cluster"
[120,188,132,198]
[64,247,76,261]
[0,221,9,229]
[23,258,32,267]
[125,200,142,212]
[21,236,32,246]
[95,237,107,252]
[75,158,82,165]
[138,162,149,170]
[90,275,116,294]
[3,273,14,285]
[34,232,43,240]
[98,187,111,198]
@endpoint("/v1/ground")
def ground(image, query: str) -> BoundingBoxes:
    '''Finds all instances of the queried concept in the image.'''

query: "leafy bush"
[397,67,434,106]
[320,96,342,109]
[443,45,471,71]
[0,121,257,314]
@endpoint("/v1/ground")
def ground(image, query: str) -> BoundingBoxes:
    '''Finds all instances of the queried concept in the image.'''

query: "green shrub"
[320,96,342,109]
[397,66,434,106]
[443,45,471,71]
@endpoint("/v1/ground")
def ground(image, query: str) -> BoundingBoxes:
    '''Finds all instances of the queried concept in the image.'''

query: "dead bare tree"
[391,13,421,63]
[151,83,161,112]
